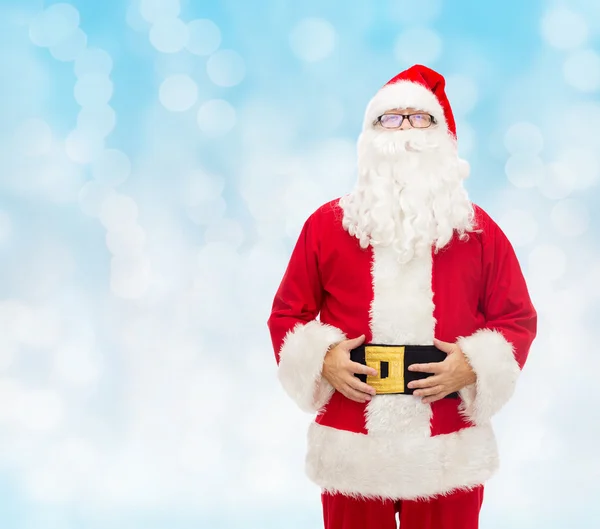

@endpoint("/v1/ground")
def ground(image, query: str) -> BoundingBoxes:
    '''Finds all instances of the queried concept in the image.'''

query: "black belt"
[351,344,458,399]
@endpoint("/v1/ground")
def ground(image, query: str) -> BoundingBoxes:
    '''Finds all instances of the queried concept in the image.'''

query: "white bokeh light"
[0,335,17,372]
[505,155,545,188]
[65,129,105,164]
[79,181,117,217]
[538,162,575,200]
[74,48,113,77]
[106,224,146,256]
[551,199,590,237]
[197,99,236,137]
[445,75,479,116]
[289,18,336,62]
[74,74,113,107]
[49,27,87,62]
[0,211,12,245]
[99,194,139,231]
[528,244,567,282]
[204,219,245,248]
[77,105,116,137]
[159,74,198,112]
[149,18,189,54]
[182,170,225,204]
[110,256,152,299]
[54,344,103,387]
[564,49,600,92]
[394,28,442,66]
[186,19,221,56]
[140,0,180,23]
[15,389,64,431]
[504,122,544,156]
[206,50,246,88]
[29,3,80,48]
[14,118,53,156]
[498,209,538,247]
[556,147,599,190]
[187,198,227,225]
[92,149,132,186]
[540,6,589,50]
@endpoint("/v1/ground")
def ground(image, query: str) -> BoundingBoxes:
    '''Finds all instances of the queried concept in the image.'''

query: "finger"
[407,375,442,390]
[348,376,377,396]
[433,338,455,354]
[349,361,378,377]
[413,385,445,398]
[343,334,366,349]
[422,392,447,404]
[342,385,372,403]
[408,362,442,374]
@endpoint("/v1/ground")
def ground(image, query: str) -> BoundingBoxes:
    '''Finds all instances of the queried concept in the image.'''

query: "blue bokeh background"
[0,0,599,527]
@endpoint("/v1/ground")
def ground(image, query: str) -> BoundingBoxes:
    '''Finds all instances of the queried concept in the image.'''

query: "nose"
[399,118,412,130]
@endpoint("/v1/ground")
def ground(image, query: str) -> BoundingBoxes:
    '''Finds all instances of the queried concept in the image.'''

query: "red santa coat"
[267,199,537,500]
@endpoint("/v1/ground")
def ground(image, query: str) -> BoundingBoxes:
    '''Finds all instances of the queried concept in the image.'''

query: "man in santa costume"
[267,64,537,529]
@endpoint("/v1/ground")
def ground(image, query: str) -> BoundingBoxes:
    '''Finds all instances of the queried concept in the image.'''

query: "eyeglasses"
[375,113,436,129]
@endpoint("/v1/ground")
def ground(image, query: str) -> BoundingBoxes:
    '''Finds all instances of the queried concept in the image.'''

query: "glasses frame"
[374,113,437,129]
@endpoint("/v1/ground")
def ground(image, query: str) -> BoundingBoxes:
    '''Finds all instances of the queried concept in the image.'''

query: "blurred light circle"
[54,345,102,387]
[74,74,113,107]
[289,18,336,62]
[106,224,146,256]
[187,197,227,225]
[498,209,538,247]
[159,74,198,111]
[529,244,567,282]
[394,28,442,65]
[15,118,53,156]
[541,7,589,50]
[140,0,180,23]
[49,27,87,62]
[126,2,150,32]
[65,129,104,164]
[16,389,64,431]
[99,194,139,231]
[74,48,113,77]
[504,122,544,156]
[29,3,80,48]
[197,99,236,137]
[551,199,590,237]
[564,49,600,92]
[92,149,131,186]
[149,18,189,53]
[79,181,116,217]
[207,50,246,87]
[186,19,221,56]
[110,257,152,299]
[538,162,575,200]
[505,155,545,188]
[445,75,479,115]
[183,170,225,204]
[205,219,245,248]
[457,121,475,156]
[77,105,116,137]
[556,147,599,189]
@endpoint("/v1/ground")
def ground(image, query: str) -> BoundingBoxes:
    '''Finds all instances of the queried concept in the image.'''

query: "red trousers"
[322,486,484,529]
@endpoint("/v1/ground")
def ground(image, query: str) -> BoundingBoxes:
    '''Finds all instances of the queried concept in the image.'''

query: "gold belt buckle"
[365,345,405,394]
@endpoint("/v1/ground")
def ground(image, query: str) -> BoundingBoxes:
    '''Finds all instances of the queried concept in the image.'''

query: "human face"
[375,107,437,131]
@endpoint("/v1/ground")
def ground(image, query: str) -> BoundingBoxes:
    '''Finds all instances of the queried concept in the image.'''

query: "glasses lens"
[380,114,403,128]
[409,114,432,128]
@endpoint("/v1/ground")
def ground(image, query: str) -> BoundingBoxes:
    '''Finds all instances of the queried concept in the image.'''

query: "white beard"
[340,126,475,264]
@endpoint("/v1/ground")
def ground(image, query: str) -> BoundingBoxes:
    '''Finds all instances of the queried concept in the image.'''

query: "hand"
[406,338,476,404]
[322,334,378,403]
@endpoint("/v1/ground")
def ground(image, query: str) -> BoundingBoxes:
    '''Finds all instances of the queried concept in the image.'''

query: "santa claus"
[267,64,537,529]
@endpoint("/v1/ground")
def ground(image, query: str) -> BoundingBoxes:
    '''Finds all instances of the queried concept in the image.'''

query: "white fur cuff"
[277,320,346,413]
[457,329,521,425]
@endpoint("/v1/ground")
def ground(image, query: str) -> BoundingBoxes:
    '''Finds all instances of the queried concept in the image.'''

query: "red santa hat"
[363,64,469,177]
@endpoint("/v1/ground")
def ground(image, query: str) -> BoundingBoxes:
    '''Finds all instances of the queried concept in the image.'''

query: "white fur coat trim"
[278,320,346,413]
[458,329,520,425]
[306,421,498,500]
